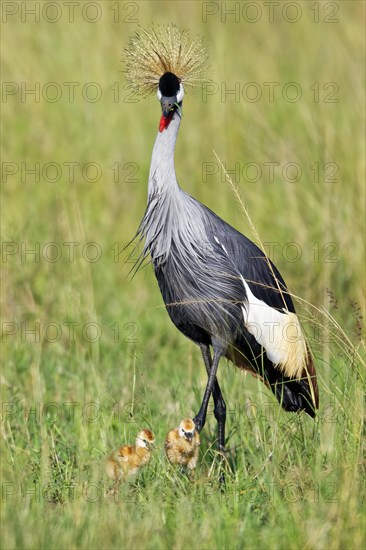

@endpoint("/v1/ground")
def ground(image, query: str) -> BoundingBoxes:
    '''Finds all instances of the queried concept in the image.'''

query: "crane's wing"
[204,206,294,312]
[196,201,318,412]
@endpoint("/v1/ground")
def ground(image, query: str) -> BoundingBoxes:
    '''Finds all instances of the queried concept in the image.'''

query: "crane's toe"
[218,443,226,455]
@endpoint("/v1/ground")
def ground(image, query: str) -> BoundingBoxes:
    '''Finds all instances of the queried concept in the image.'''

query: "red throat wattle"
[159,113,173,132]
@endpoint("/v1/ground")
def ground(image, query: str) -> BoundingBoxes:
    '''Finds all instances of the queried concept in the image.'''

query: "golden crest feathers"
[123,23,209,96]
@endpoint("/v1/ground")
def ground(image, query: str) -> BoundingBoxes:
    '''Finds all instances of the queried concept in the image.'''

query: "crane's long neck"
[138,110,184,265]
[148,111,182,198]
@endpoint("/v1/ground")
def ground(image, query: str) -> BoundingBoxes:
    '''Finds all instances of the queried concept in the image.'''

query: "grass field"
[1,1,365,549]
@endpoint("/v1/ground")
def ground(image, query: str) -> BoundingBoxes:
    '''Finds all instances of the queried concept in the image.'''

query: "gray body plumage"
[133,105,318,417]
[136,113,290,344]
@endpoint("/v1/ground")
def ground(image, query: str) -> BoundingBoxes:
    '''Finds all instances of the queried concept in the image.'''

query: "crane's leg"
[193,342,225,437]
[199,344,226,453]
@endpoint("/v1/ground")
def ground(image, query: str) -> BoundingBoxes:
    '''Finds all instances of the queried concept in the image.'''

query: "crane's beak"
[184,432,194,442]
[161,95,177,117]
[159,95,179,132]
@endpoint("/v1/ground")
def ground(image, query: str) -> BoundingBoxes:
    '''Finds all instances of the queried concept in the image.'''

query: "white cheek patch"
[176,83,184,103]
[157,89,162,100]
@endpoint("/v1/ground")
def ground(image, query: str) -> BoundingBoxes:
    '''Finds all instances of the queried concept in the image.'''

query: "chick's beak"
[161,95,177,117]
[185,433,193,442]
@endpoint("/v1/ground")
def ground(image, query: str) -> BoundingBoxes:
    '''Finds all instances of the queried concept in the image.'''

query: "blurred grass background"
[1,1,365,549]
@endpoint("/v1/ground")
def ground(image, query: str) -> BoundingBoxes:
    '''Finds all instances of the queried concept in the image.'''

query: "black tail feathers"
[272,377,317,418]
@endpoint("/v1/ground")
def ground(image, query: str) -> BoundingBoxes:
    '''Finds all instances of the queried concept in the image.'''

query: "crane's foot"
[218,443,226,455]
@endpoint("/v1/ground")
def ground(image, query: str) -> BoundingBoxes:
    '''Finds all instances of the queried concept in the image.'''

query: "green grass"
[1,1,365,549]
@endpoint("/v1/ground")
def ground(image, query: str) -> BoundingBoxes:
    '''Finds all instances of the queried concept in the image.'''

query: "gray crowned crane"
[125,25,318,453]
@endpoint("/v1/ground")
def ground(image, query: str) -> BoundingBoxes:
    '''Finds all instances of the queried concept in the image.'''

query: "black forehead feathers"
[159,72,180,97]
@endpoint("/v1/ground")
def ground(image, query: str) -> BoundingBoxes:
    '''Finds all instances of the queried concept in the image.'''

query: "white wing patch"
[240,277,306,378]
[213,235,307,379]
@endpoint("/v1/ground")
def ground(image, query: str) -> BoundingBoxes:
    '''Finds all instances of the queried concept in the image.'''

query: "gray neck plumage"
[138,108,207,267]
[137,111,183,265]
[148,111,182,198]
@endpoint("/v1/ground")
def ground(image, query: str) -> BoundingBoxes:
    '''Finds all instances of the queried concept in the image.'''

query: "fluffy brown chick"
[165,418,200,471]
[106,429,155,481]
